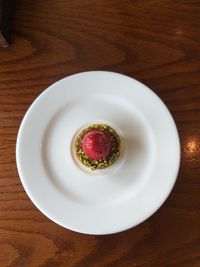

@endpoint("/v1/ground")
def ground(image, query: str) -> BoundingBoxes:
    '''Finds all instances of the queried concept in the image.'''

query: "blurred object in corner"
[0,0,15,47]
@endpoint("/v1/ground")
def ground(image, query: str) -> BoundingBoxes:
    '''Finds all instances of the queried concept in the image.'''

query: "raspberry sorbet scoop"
[74,124,120,170]
[82,130,112,160]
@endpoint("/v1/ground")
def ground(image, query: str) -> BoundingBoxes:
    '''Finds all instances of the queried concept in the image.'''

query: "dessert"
[74,124,120,170]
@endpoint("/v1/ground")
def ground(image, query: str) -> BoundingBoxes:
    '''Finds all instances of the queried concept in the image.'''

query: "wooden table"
[1,1,200,266]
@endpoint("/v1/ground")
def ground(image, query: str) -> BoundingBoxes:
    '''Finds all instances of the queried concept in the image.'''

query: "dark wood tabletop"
[1,1,200,266]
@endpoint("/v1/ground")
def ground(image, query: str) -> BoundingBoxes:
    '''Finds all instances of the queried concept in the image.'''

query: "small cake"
[74,124,120,170]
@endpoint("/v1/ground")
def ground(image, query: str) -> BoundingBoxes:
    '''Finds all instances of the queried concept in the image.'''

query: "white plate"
[16,71,180,235]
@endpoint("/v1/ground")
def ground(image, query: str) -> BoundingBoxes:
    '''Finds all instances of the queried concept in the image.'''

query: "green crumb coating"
[75,124,120,170]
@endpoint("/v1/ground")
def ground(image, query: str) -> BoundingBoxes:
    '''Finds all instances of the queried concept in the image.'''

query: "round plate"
[16,71,180,235]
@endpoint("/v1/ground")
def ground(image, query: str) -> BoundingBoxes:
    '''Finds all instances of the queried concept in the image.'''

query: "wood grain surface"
[0,0,200,266]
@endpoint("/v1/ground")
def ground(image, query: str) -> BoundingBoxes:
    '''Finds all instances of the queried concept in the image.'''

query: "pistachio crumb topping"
[75,124,120,170]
